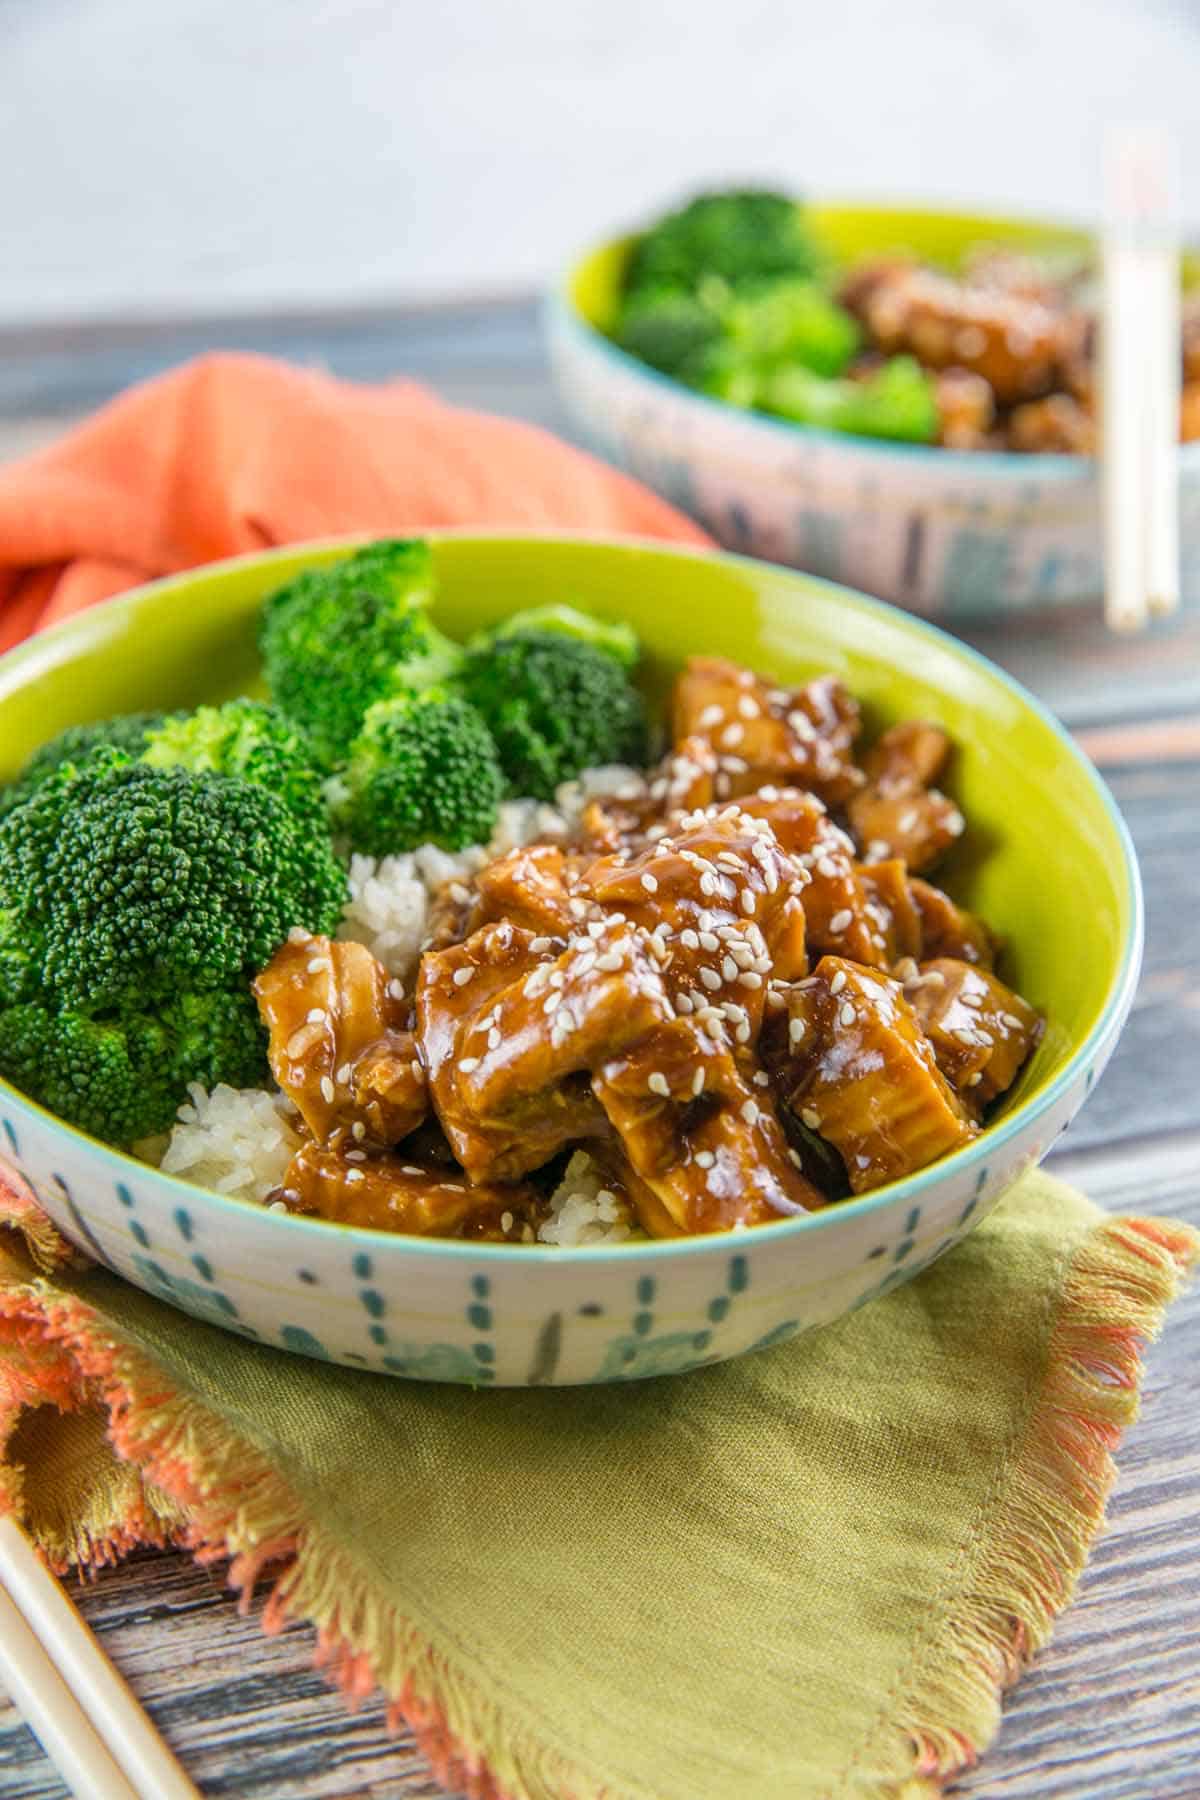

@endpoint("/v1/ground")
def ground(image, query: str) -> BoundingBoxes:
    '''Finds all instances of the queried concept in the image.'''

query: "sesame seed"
[676,991,695,1013]
[817,855,840,879]
[320,1076,335,1104]
[789,1016,806,1045]
[787,1148,803,1169]
[587,920,606,940]
[681,928,700,949]
[952,1028,977,1046]
[568,898,588,919]
[452,967,474,988]
[741,890,756,915]
[829,908,853,935]
[501,1210,514,1233]
[336,1062,352,1085]
[695,1150,715,1168]
[640,871,659,894]
[699,967,722,991]
[898,809,919,834]
[801,1107,821,1129]
[345,1168,365,1184]
[287,926,312,945]
[753,1070,770,1088]
[459,1056,480,1073]
[700,873,717,897]
[410,1060,424,1082]
[966,1072,983,1087]
[766,989,787,1011]
[1001,1012,1026,1030]
[549,970,566,988]
[696,931,718,954]
[720,723,745,749]
[543,992,562,1014]
[488,1027,502,1050]
[306,1007,327,1025]
[530,936,552,953]
[698,703,725,730]
[402,1165,424,1176]
[352,1120,367,1140]
[829,970,847,996]
[692,1067,705,1095]
[387,979,405,1000]
[839,1001,856,1027]
[648,1071,670,1097]
[947,810,965,835]
[960,991,983,1008]
[307,956,330,974]
[345,1149,366,1163]
[739,970,763,990]
[738,695,759,719]
[722,956,738,982]
[596,951,624,972]
[449,882,471,904]
[741,1100,760,1125]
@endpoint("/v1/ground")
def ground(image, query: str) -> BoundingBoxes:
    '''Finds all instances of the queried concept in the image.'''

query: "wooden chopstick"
[1101,127,1181,632]
[0,1517,201,1800]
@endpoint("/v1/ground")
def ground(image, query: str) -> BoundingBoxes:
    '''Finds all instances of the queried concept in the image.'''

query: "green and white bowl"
[546,202,1200,618]
[0,536,1141,1383]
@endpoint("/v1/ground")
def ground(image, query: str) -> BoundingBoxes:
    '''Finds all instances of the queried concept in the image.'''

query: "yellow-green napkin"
[1,1171,1194,1800]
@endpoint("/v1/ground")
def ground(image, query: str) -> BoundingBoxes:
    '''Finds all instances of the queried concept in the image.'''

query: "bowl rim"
[0,532,1144,1265]
[548,208,1200,481]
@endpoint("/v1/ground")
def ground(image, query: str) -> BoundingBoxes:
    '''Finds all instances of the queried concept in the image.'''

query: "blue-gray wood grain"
[0,306,1195,1800]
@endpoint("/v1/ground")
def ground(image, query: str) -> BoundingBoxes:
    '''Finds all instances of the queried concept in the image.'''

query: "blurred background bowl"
[547,202,1200,619]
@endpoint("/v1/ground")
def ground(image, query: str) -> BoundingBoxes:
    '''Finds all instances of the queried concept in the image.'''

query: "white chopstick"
[0,1586,140,1800]
[1101,126,1181,632]
[0,1517,201,1800]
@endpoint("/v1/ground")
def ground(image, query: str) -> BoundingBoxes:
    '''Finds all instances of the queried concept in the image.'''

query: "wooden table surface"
[0,302,1197,1800]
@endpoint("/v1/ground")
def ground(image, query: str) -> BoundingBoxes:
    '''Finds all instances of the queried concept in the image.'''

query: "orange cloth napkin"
[0,352,709,649]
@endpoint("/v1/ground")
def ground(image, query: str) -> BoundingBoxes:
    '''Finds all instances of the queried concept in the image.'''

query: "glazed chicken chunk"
[905,959,1042,1106]
[848,722,965,873]
[673,657,863,808]
[593,1015,823,1234]
[773,957,977,1194]
[254,933,426,1145]
[418,918,670,1183]
[278,1140,545,1240]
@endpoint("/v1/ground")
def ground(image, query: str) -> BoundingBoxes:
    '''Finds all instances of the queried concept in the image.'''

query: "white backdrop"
[5,0,1199,325]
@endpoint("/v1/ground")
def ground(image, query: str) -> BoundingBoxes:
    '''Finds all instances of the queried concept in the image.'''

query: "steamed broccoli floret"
[335,688,505,855]
[0,712,166,818]
[142,699,327,826]
[0,753,346,1011]
[761,355,938,442]
[460,632,647,802]
[722,278,860,378]
[477,604,639,669]
[0,986,267,1147]
[0,1001,176,1145]
[259,540,463,764]
[625,189,820,303]
[614,288,724,377]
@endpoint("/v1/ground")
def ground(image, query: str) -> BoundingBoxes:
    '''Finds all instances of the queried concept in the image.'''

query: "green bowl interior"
[570,199,1199,337]
[0,535,1134,1144]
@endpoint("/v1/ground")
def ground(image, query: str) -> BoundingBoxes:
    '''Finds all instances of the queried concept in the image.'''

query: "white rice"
[157,1082,302,1202]
[538,1150,644,1247]
[152,766,650,1231]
